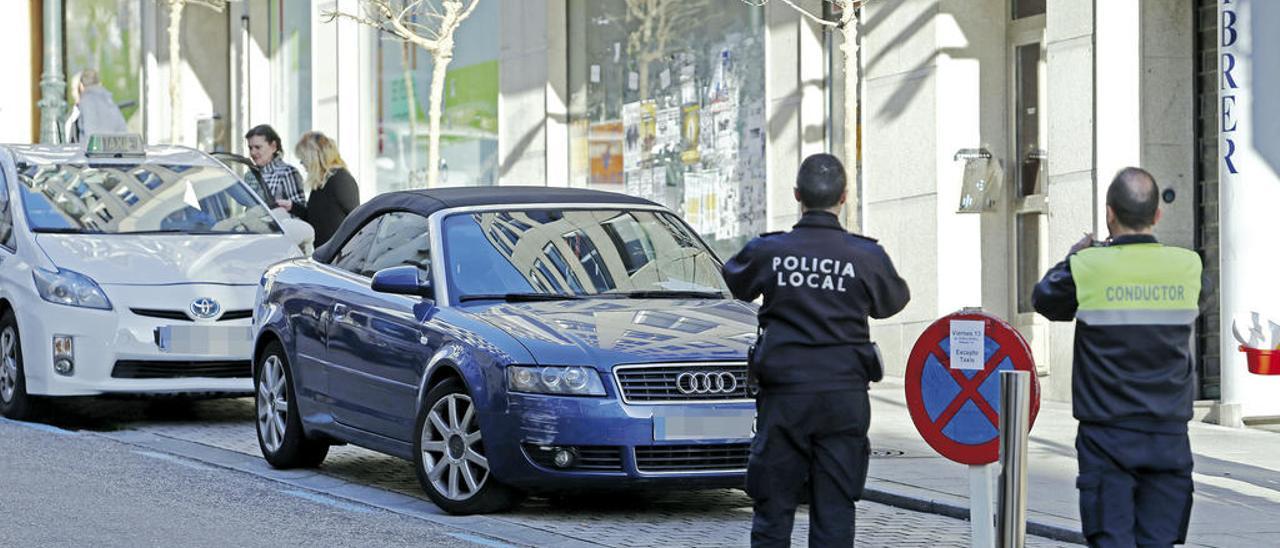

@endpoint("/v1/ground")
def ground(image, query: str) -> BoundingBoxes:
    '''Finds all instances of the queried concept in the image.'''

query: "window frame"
[1008,20,1048,321]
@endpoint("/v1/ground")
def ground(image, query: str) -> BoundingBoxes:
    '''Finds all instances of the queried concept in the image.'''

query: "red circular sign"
[904,311,1041,465]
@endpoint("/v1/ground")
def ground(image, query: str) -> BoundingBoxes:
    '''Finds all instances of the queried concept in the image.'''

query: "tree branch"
[322,8,392,34]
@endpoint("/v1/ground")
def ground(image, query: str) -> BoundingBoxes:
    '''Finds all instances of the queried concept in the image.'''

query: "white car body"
[0,144,303,397]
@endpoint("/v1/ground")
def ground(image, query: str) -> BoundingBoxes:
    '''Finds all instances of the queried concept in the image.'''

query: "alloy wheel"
[1,327,17,404]
[420,393,488,501]
[257,355,288,454]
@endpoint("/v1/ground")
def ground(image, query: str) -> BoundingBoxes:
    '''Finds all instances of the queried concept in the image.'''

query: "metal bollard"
[997,370,1031,548]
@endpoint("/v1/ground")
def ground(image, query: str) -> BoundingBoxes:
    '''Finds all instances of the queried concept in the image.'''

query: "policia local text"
[772,255,857,292]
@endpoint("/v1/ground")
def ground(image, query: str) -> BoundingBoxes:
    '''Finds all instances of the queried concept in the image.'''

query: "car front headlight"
[506,365,606,396]
[32,268,112,310]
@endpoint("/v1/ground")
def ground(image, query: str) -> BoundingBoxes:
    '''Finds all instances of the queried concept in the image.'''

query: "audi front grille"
[613,363,750,403]
[634,443,751,473]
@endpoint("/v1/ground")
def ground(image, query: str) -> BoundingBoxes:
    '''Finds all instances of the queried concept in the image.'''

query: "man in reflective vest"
[1033,167,1207,547]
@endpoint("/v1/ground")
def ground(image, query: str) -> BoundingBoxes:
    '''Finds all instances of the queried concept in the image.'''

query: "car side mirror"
[371,265,434,298]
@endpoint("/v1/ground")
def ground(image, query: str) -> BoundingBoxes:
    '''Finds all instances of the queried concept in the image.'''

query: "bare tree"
[742,0,866,228]
[625,0,702,101]
[159,0,228,144]
[325,0,481,188]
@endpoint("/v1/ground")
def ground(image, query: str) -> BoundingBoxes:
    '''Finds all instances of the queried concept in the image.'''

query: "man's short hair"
[796,153,847,209]
[1106,167,1160,229]
[244,124,284,157]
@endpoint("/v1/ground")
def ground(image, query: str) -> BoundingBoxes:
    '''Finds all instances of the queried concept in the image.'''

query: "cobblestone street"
[38,397,1075,547]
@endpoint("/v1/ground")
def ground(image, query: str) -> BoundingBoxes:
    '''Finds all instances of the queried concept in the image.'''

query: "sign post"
[904,310,1041,548]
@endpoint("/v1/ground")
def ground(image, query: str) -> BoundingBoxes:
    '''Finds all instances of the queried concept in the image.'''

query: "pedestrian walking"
[244,124,307,213]
[63,69,129,144]
[1032,167,1207,548]
[284,131,360,247]
[723,153,911,547]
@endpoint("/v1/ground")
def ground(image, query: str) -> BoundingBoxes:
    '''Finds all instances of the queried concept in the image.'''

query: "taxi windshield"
[15,161,280,235]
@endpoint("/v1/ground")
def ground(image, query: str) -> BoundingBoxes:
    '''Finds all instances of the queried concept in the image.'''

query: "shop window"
[270,0,313,156]
[1013,0,1046,20]
[375,2,500,191]
[567,0,767,258]
[64,0,143,135]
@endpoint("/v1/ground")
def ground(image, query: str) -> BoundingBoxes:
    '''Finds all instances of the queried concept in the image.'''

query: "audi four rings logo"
[675,371,739,394]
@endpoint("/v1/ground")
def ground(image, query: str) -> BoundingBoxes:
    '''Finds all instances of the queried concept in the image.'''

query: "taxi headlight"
[506,365,605,396]
[32,268,112,310]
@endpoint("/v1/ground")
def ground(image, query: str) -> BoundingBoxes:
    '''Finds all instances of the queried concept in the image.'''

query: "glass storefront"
[374,2,500,193]
[567,1,767,258]
[270,0,312,157]
[65,0,143,134]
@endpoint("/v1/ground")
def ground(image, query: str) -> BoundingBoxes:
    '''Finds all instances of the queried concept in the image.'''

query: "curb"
[862,481,1085,545]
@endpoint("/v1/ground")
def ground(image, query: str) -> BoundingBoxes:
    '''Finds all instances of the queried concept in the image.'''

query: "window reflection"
[376,2,499,190]
[568,0,767,259]
[444,208,726,299]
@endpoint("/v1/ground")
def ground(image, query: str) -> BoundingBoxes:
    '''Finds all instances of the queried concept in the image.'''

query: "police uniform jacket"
[1032,235,1206,433]
[722,211,911,393]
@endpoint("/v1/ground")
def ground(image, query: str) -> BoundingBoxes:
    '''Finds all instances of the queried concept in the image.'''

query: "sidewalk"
[864,377,1280,547]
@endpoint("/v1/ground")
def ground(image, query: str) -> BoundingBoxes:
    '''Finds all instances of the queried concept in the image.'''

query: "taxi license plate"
[654,409,756,441]
[156,325,252,355]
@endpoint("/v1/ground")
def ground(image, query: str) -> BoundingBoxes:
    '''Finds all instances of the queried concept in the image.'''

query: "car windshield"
[441,209,729,300]
[14,161,281,235]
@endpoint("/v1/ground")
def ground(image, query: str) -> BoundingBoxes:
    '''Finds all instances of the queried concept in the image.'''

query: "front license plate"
[654,409,755,441]
[156,325,252,355]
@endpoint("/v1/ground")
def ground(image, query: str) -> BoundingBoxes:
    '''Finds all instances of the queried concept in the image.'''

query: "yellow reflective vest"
[1033,236,1203,431]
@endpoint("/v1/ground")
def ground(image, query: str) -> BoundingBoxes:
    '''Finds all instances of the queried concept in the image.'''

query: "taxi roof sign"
[85,134,145,158]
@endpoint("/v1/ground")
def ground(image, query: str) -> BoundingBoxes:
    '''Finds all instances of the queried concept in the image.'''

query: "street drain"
[871,449,905,458]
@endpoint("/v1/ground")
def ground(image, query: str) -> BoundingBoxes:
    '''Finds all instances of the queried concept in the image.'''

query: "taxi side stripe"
[1076,309,1199,326]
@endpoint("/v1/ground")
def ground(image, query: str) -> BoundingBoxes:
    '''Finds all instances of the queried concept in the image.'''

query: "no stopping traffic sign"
[904,310,1041,465]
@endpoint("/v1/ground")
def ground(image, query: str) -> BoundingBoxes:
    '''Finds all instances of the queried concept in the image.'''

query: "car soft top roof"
[312,186,662,264]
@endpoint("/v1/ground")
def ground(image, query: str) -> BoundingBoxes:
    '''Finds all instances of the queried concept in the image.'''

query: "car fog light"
[553,448,577,469]
[52,335,74,376]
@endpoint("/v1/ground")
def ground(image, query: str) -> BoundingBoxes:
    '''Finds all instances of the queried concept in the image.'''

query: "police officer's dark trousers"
[1076,423,1194,548]
[747,389,870,547]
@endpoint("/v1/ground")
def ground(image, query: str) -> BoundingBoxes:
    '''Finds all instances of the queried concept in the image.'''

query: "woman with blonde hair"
[279,131,360,246]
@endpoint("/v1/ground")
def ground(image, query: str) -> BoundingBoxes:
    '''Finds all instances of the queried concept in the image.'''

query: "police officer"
[1033,167,1206,547]
[723,153,910,547]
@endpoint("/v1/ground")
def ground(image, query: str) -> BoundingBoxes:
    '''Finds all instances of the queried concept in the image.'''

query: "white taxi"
[0,135,307,419]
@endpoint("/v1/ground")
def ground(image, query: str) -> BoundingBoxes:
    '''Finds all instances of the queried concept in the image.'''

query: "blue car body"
[252,187,758,492]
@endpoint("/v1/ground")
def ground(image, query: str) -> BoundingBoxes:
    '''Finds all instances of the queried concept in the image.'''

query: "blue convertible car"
[251,187,758,514]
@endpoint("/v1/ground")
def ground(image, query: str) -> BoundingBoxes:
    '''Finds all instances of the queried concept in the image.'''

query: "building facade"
[8,0,1278,423]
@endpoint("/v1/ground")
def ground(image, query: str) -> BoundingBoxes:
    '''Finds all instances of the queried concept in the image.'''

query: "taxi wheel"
[255,342,328,468]
[0,310,40,421]
[414,378,522,514]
